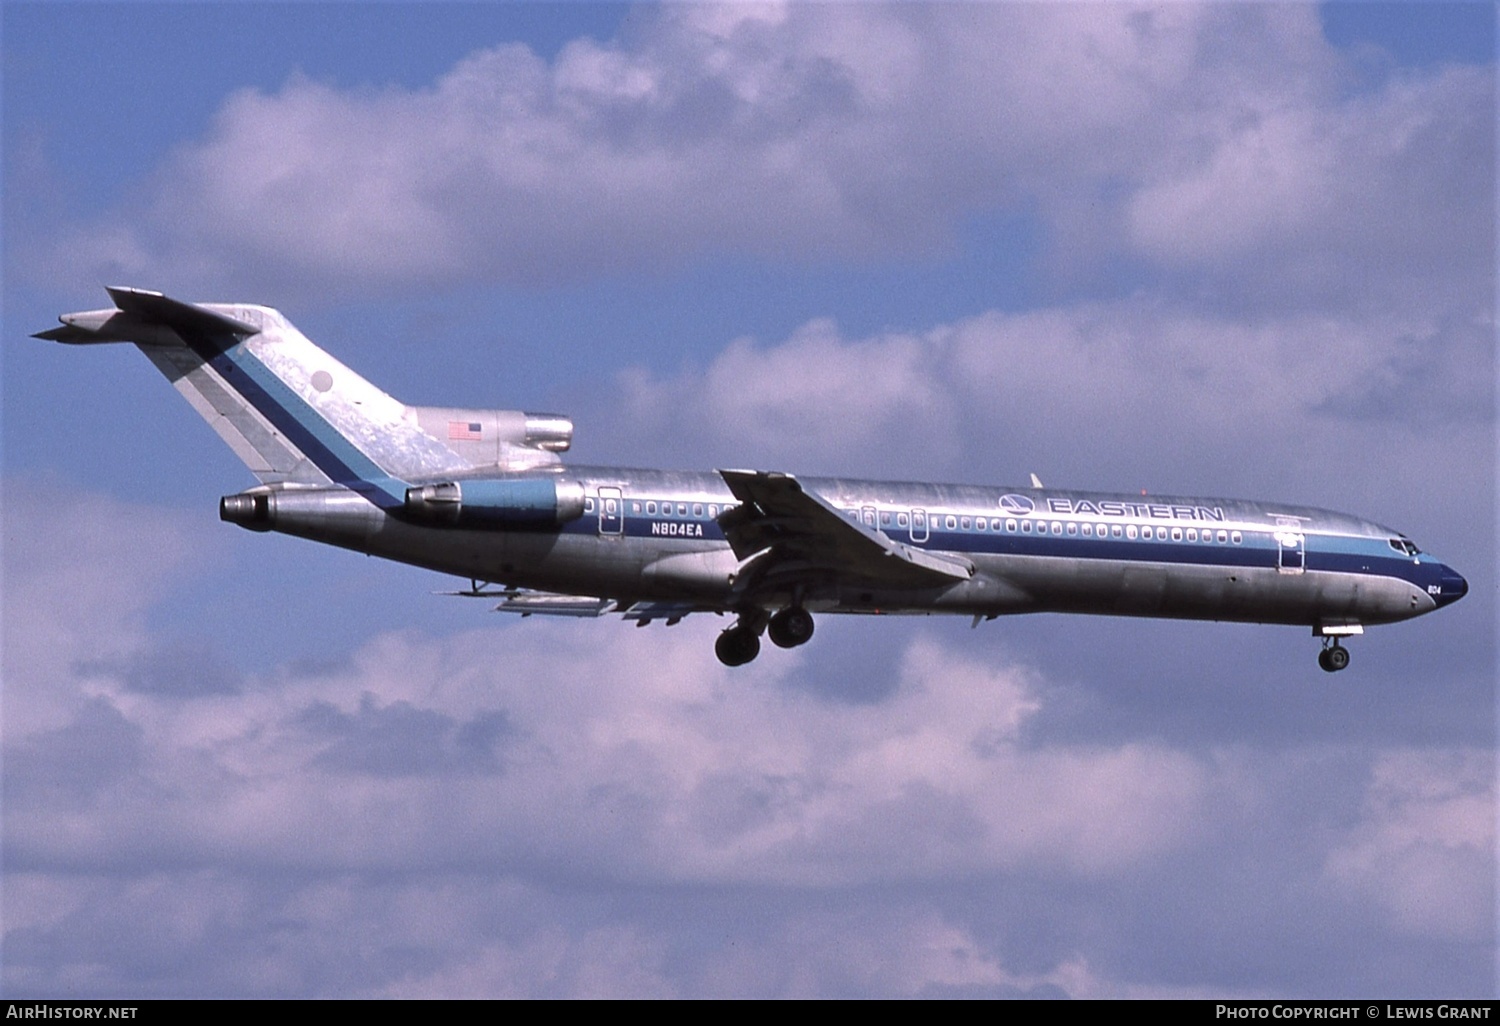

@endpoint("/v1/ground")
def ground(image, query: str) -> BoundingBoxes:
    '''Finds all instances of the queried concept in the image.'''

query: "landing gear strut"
[1317,639,1350,673]
[767,607,815,649]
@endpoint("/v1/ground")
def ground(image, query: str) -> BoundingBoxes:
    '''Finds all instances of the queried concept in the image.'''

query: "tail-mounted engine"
[403,478,586,526]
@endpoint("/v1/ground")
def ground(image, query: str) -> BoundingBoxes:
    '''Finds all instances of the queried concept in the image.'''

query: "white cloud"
[1,480,212,736]
[29,4,1489,308]
[609,298,1491,517]
[5,478,1493,995]
[1127,64,1493,304]
[1323,749,1495,941]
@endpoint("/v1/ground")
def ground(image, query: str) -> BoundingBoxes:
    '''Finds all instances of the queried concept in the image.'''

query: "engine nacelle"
[406,406,574,461]
[220,488,385,544]
[403,478,586,526]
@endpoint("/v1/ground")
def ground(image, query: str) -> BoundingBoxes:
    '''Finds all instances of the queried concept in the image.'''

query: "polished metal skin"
[36,288,1467,671]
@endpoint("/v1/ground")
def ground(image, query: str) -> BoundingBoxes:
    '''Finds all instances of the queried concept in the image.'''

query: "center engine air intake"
[404,479,586,526]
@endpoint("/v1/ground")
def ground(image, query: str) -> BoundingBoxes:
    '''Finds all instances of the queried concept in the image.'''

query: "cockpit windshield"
[1388,537,1421,557]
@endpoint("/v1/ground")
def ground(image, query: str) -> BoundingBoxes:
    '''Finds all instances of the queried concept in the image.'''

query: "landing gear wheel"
[1318,643,1350,673]
[767,607,815,649]
[716,627,761,667]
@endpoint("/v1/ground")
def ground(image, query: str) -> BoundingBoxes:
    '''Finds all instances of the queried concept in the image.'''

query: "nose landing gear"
[1317,639,1350,673]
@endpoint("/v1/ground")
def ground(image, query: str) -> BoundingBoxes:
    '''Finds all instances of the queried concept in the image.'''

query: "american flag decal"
[449,421,483,441]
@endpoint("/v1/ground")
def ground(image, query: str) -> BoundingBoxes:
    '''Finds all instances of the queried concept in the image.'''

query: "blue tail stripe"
[178,331,408,507]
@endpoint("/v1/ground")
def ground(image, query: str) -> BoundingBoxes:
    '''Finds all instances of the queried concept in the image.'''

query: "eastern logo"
[999,494,1035,515]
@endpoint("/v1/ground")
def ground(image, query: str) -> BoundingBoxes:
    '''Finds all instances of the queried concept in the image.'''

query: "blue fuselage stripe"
[558,504,1435,588]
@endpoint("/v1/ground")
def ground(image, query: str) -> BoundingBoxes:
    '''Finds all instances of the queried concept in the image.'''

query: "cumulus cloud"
[1323,749,1494,941]
[27,4,1490,309]
[612,298,1492,518]
[4,480,1492,995]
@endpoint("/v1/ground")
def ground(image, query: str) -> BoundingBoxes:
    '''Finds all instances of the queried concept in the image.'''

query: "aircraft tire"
[1318,646,1350,673]
[716,627,761,667]
[768,608,815,649]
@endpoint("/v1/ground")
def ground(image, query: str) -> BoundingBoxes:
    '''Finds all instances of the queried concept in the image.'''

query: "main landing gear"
[716,607,815,666]
[715,625,761,667]
[1317,639,1351,673]
[767,607,815,649]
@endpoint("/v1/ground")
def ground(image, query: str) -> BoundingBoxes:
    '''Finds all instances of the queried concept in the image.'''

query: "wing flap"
[489,590,706,624]
[494,592,619,617]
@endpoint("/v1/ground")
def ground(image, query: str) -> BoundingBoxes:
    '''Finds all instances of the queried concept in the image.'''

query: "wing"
[717,469,974,594]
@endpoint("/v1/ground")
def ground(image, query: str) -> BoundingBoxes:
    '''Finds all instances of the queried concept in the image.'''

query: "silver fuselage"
[255,466,1466,628]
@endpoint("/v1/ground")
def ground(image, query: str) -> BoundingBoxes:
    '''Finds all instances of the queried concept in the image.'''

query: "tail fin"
[34,287,465,507]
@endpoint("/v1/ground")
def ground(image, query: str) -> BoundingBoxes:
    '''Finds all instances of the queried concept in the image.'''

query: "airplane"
[34,287,1468,672]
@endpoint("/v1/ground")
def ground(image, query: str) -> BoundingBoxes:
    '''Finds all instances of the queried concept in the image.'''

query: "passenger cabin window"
[1172,527,1182,541]
[1067,523,1077,536]
[961,517,971,530]
[946,515,957,530]
[1126,525,1137,540]
[1022,521,1032,533]
[677,504,687,516]
[1231,531,1242,544]
[585,498,596,513]
[693,503,703,517]
[1006,519,1017,532]
[898,513,909,527]
[1111,525,1122,538]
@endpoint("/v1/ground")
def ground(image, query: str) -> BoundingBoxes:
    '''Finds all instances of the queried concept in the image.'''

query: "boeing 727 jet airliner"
[36,288,1467,671]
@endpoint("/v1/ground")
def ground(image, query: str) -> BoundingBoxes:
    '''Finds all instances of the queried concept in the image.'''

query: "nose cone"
[1434,565,1468,609]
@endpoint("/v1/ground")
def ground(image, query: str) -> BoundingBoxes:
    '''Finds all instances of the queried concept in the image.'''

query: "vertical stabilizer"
[34,287,465,505]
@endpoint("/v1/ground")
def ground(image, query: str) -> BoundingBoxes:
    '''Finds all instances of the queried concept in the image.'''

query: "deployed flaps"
[404,478,585,526]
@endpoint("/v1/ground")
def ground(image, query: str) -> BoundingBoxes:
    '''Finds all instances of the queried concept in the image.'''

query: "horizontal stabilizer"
[104,286,261,337]
[33,287,260,344]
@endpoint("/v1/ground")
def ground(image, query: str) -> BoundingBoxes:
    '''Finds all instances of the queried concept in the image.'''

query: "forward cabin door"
[1275,519,1305,574]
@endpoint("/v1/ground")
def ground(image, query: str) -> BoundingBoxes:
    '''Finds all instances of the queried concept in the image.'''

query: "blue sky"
[3,2,1494,998]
